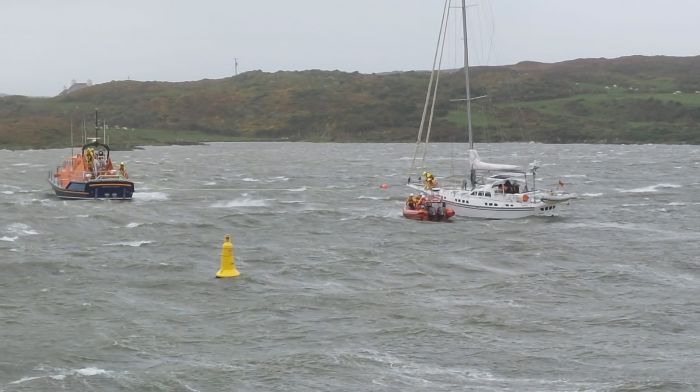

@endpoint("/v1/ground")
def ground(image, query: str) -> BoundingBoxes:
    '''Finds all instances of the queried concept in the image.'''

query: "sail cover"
[469,149,521,172]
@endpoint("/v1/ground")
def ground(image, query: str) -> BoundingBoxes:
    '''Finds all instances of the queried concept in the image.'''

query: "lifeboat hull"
[402,206,455,221]
[49,179,134,200]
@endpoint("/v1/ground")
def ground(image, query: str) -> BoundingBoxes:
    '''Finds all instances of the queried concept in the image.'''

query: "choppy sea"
[1,142,699,391]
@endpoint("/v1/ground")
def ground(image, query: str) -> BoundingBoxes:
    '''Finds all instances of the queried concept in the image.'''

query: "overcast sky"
[2,0,699,96]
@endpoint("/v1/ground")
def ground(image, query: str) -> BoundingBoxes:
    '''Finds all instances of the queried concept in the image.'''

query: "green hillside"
[2,55,700,148]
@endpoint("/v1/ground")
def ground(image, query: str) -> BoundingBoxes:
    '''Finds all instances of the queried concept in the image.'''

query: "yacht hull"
[439,189,559,219]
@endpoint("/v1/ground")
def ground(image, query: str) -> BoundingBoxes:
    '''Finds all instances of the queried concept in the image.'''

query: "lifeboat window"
[485,192,491,197]
[67,183,84,191]
[478,192,484,197]
[471,191,477,196]
[494,203,498,206]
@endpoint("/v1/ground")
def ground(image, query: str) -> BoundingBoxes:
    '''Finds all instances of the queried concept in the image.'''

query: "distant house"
[60,79,93,95]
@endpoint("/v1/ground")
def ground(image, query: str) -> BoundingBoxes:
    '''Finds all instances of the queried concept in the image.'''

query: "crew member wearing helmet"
[414,194,423,209]
[85,148,95,173]
[118,162,129,179]
[406,193,416,210]
[424,172,438,189]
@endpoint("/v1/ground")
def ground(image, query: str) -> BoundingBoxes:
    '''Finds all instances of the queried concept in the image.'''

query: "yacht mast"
[460,0,473,150]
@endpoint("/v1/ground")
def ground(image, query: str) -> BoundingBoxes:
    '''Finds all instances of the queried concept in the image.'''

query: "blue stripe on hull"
[444,200,538,219]
[49,180,134,200]
[444,201,533,212]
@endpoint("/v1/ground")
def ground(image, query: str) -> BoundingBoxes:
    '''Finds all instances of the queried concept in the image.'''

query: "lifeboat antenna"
[70,118,74,156]
[94,108,99,141]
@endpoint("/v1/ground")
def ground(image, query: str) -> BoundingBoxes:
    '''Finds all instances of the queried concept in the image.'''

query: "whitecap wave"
[125,222,141,228]
[242,177,260,182]
[133,192,169,201]
[1,190,14,195]
[619,183,681,193]
[5,223,38,236]
[287,186,307,192]
[1,236,18,242]
[582,193,603,197]
[74,367,109,376]
[10,367,112,385]
[9,376,41,385]
[105,240,153,247]
[357,195,391,200]
[211,198,267,208]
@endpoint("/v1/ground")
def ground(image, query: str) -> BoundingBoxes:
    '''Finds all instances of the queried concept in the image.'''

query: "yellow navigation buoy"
[216,234,240,278]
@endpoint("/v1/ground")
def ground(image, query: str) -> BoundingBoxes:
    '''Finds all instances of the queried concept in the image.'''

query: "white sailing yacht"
[408,0,576,219]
